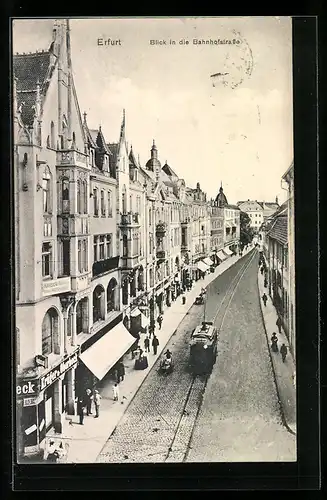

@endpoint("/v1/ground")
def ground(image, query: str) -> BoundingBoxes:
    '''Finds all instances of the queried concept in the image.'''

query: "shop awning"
[223,247,233,256]
[217,250,227,261]
[130,308,141,317]
[197,261,209,272]
[203,257,214,267]
[79,323,135,381]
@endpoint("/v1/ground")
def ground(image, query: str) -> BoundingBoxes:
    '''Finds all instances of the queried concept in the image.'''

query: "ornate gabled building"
[210,185,240,262]
[14,19,90,459]
[138,142,184,325]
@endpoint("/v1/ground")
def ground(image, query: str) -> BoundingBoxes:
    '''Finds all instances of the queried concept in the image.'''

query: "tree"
[240,211,254,248]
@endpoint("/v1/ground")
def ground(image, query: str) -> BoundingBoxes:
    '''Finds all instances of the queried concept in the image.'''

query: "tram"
[189,321,218,375]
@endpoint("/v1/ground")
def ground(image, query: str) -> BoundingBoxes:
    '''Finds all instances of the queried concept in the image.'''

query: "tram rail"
[164,249,257,462]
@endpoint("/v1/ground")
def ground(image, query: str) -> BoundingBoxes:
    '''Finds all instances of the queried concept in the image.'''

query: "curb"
[256,270,296,436]
[97,256,245,459]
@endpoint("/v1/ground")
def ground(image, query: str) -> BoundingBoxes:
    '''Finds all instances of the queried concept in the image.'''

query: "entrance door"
[45,385,54,432]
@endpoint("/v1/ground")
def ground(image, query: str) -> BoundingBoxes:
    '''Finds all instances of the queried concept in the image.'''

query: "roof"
[226,204,240,210]
[238,200,263,211]
[162,162,178,179]
[267,216,288,245]
[107,143,119,165]
[13,51,52,127]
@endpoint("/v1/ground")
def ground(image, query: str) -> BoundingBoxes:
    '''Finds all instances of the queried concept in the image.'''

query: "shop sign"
[35,354,48,369]
[42,276,71,297]
[40,352,78,391]
[16,380,39,397]
[23,393,43,407]
[23,397,37,407]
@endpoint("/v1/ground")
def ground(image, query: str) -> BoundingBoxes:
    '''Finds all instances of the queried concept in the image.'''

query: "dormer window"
[90,149,94,167]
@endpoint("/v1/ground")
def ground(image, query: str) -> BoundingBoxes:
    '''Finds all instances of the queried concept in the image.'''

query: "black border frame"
[2,13,321,492]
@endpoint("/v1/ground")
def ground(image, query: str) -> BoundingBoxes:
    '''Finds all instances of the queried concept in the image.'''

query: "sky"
[12,17,293,204]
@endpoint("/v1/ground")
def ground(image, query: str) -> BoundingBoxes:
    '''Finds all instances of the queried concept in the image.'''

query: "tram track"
[164,249,257,462]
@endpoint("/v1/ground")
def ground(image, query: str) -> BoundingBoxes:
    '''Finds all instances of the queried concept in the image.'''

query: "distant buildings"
[210,185,240,263]
[237,198,279,232]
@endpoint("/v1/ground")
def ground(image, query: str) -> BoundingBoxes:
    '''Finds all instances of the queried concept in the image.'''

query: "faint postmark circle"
[210,30,254,90]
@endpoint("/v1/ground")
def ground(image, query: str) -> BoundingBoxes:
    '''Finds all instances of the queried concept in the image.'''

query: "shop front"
[16,349,79,460]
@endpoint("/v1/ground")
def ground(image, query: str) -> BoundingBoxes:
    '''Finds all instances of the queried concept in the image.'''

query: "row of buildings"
[259,163,295,361]
[14,20,241,459]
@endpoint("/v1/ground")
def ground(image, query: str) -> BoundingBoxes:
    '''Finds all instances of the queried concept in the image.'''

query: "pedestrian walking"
[85,388,93,415]
[262,293,268,307]
[144,335,150,353]
[276,316,283,334]
[152,334,159,355]
[117,361,125,382]
[271,332,279,353]
[280,343,288,363]
[264,277,268,288]
[260,266,264,275]
[113,383,119,402]
[149,323,155,338]
[93,389,101,418]
[76,397,85,425]
[157,314,163,330]
[182,295,186,305]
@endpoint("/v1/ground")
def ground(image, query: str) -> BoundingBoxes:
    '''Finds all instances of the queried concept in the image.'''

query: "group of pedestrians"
[76,388,102,425]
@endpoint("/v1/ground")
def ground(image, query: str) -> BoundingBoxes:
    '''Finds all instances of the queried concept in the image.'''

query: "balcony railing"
[156,250,166,261]
[56,149,88,168]
[156,221,167,236]
[92,256,119,277]
[120,212,139,225]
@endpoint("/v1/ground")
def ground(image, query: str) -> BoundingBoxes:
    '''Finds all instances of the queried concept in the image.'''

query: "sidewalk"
[48,249,252,463]
[257,270,297,435]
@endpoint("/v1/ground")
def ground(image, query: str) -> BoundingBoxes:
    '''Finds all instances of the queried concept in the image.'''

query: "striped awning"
[217,250,227,261]
[203,257,214,267]
[223,247,233,256]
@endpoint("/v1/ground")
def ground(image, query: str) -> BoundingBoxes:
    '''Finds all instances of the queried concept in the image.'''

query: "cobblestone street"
[186,253,296,462]
[96,251,296,463]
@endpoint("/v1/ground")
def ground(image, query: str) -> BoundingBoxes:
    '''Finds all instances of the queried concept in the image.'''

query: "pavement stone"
[47,248,253,463]
[186,251,296,462]
[257,269,297,434]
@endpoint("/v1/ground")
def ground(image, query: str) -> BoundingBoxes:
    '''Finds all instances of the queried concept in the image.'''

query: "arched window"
[149,268,154,287]
[107,278,118,312]
[93,285,105,323]
[42,167,51,213]
[62,178,70,213]
[93,188,99,216]
[72,131,76,145]
[83,181,88,214]
[122,190,126,214]
[77,180,81,214]
[101,190,105,216]
[50,121,55,148]
[42,308,59,356]
[107,191,112,217]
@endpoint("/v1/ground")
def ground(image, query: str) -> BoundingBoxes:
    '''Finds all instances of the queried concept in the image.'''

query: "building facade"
[282,162,295,359]
[14,19,238,461]
[14,20,91,458]
[237,200,264,232]
[211,186,240,260]
[264,202,294,354]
